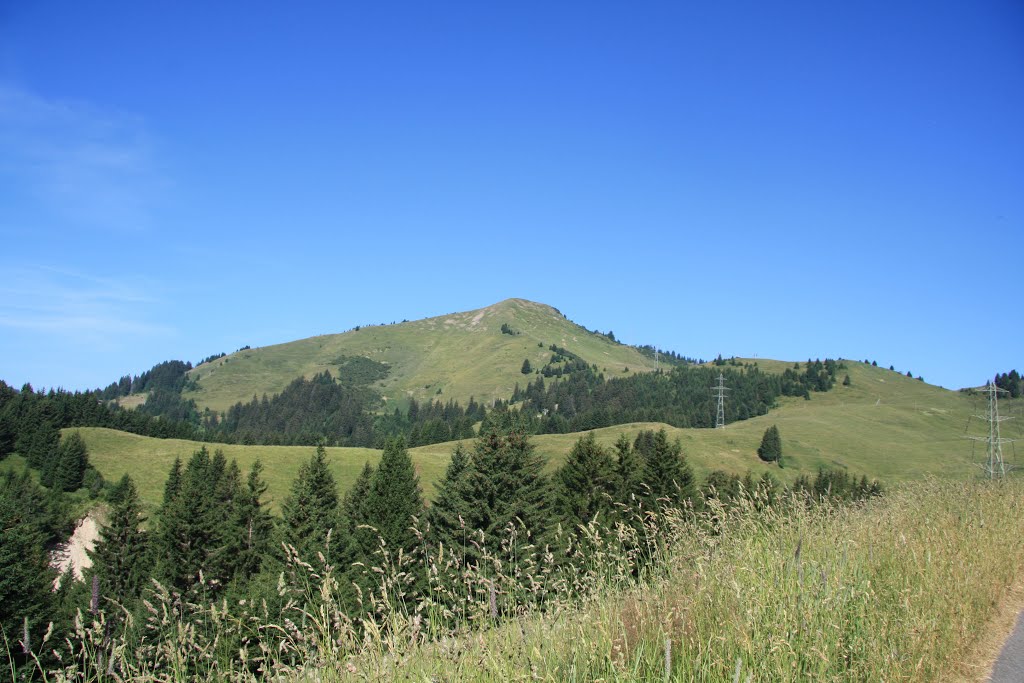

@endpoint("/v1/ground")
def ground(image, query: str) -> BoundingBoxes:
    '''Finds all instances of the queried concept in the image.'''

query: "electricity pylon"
[712,373,729,429]
[968,381,1013,479]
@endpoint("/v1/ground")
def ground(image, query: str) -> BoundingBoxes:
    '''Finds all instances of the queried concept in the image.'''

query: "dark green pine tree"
[53,431,90,492]
[521,358,532,375]
[426,444,472,558]
[0,470,59,671]
[0,408,16,460]
[635,428,695,506]
[229,460,276,582]
[28,422,60,482]
[204,454,245,586]
[88,474,149,610]
[281,445,342,564]
[342,460,375,554]
[340,460,377,609]
[366,438,424,557]
[455,423,552,567]
[163,456,183,503]
[552,432,616,531]
[153,447,222,594]
[613,433,646,506]
[757,425,782,465]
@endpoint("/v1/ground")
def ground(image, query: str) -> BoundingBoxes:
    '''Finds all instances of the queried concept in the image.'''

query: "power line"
[712,372,729,429]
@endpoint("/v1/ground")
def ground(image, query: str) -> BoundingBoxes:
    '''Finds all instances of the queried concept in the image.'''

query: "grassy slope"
[73,359,1023,513]
[182,298,658,413]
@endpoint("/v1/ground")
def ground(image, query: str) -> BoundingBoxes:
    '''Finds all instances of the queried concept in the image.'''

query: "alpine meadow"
[3,2,1023,681]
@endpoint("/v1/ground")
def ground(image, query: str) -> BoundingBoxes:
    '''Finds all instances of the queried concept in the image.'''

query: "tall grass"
[30,478,1024,681]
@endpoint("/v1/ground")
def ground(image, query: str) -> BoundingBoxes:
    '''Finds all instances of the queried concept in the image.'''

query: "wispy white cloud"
[0,267,174,349]
[0,84,167,232]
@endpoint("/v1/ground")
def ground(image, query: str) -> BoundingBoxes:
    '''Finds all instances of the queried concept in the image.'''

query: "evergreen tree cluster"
[509,360,842,435]
[0,381,196,492]
[791,468,883,502]
[204,374,484,448]
[211,371,379,446]
[779,359,842,398]
[537,344,593,379]
[134,388,202,425]
[995,370,1022,398]
[0,469,73,671]
[152,448,278,595]
[634,345,698,366]
[2,419,886,675]
[197,352,227,366]
[376,396,484,447]
[98,359,195,400]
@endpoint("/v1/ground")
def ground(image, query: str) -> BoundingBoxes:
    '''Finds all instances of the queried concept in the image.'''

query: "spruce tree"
[634,428,694,506]
[89,474,149,610]
[153,447,236,594]
[366,438,424,557]
[163,456,183,504]
[453,422,552,567]
[552,432,616,530]
[0,470,59,670]
[205,455,245,586]
[426,444,472,559]
[281,445,341,564]
[54,431,89,492]
[230,460,275,582]
[757,425,782,465]
[0,409,16,460]
[340,461,376,607]
[28,422,60,483]
[613,433,646,506]
[154,449,208,593]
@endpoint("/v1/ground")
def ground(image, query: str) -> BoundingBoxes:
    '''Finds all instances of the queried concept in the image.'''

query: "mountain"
[183,298,660,413]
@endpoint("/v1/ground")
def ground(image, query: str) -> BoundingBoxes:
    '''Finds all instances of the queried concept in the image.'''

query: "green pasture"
[71,359,1022,514]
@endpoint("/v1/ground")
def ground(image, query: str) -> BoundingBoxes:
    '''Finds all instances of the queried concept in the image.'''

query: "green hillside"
[183,298,659,414]
[74,360,1022,513]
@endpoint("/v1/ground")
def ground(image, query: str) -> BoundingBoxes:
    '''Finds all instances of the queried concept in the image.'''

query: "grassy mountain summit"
[184,298,659,413]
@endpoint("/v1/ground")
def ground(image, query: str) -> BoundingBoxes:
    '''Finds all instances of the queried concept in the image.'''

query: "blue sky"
[1,1,1021,391]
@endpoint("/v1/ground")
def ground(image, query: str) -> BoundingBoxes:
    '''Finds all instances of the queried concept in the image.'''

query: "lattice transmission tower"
[968,381,1014,479]
[712,373,729,429]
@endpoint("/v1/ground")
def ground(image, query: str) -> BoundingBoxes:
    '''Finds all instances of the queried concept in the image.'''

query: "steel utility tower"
[712,373,729,429]
[969,382,1013,479]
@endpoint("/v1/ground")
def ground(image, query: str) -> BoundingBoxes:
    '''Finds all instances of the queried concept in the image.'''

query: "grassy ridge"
[74,359,1023,512]
[183,298,659,413]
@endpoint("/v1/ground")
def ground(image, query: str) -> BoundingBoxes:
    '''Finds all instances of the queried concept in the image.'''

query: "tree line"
[506,358,843,434]
[1,417,882,675]
[0,380,202,464]
[1,355,844,484]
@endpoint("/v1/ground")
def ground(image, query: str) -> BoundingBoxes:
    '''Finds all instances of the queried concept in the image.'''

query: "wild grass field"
[182,298,659,413]
[74,359,1023,512]
[43,477,1024,682]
